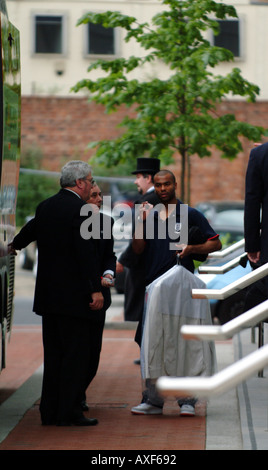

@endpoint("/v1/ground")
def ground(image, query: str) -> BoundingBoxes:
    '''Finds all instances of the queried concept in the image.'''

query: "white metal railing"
[155,243,268,398]
[207,238,245,259]
[180,300,268,341]
[192,262,268,300]
[156,343,268,398]
[198,253,247,274]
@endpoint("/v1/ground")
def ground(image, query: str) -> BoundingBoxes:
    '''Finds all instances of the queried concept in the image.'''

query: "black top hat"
[131,157,160,175]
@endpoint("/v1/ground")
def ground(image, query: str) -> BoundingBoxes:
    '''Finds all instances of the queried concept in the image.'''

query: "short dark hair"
[154,169,176,184]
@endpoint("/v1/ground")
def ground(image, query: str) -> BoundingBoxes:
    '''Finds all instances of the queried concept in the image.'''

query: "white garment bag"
[141,265,217,381]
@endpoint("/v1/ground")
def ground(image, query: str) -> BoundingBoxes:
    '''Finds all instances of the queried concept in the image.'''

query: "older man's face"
[88,185,102,209]
[81,173,94,201]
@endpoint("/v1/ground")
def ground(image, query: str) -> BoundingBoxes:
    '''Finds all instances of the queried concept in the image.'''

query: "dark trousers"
[39,313,105,424]
[243,277,268,322]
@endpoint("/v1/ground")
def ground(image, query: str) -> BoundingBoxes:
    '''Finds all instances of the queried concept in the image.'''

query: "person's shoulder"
[250,142,268,160]
[136,193,147,203]
[43,189,85,213]
[36,191,60,210]
[186,204,206,222]
[144,191,160,205]
[100,211,114,224]
[188,206,199,215]
[45,188,80,203]
[175,200,196,213]
[62,189,86,209]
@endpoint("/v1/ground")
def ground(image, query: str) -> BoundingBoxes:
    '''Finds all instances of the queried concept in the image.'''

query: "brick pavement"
[0,326,207,451]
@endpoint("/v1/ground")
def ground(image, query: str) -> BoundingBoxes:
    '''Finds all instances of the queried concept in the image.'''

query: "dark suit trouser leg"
[40,314,104,424]
[39,315,61,424]
[82,314,105,401]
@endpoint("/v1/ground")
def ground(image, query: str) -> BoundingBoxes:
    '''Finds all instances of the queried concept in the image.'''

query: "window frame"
[83,20,120,59]
[210,17,244,61]
[31,12,68,56]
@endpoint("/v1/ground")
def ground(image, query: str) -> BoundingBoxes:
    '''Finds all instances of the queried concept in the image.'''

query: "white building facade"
[5,0,268,100]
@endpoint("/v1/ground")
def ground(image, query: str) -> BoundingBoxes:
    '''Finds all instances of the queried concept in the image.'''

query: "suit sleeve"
[72,212,102,294]
[13,217,37,249]
[102,217,116,274]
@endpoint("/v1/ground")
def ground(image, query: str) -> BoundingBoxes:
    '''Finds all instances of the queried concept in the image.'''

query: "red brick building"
[21,96,268,205]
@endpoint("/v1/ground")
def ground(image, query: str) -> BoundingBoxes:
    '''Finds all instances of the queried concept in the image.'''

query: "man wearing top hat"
[131,157,161,205]
[116,157,161,347]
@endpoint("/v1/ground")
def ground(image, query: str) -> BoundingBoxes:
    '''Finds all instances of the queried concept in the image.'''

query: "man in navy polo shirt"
[131,169,221,416]
[133,170,221,284]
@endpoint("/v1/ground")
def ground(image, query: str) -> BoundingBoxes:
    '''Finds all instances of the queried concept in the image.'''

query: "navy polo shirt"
[143,200,219,285]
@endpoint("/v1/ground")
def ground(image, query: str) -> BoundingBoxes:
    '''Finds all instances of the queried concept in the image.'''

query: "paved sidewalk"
[2,320,266,450]
[1,261,267,451]
[0,326,208,451]
[233,326,268,450]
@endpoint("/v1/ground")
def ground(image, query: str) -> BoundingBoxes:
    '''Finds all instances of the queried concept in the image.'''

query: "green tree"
[16,145,59,227]
[72,0,267,203]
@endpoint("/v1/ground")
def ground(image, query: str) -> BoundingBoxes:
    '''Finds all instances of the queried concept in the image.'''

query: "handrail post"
[258,322,264,377]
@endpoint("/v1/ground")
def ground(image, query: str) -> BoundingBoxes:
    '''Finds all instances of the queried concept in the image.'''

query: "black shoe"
[73,416,98,426]
[81,400,89,411]
[57,416,98,426]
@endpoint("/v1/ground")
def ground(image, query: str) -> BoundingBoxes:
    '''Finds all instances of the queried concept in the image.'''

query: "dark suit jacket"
[98,212,116,312]
[245,142,268,264]
[13,189,103,319]
[244,143,268,316]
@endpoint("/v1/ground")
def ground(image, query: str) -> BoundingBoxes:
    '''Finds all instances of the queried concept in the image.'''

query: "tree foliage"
[72,0,267,203]
[16,145,59,227]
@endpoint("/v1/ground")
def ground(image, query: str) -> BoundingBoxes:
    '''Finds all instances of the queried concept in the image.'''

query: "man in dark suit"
[9,161,105,426]
[244,142,268,311]
[245,142,268,265]
[80,182,116,411]
[116,158,160,347]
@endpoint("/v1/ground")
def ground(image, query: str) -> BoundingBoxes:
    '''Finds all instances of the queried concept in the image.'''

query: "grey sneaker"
[180,404,195,416]
[131,402,163,415]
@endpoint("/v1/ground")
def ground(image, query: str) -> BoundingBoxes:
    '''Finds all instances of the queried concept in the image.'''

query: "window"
[34,15,64,54]
[87,23,116,56]
[213,20,240,58]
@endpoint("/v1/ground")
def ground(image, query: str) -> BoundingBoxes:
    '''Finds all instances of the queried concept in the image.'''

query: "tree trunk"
[187,152,191,206]
[180,152,186,203]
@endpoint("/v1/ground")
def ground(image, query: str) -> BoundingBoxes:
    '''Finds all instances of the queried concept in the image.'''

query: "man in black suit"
[116,158,160,347]
[245,142,268,265]
[9,161,105,426]
[244,142,268,310]
[80,182,116,411]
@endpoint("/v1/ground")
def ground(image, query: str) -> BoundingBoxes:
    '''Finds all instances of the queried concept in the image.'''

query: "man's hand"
[7,242,17,255]
[101,274,114,287]
[132,201,153,254]
[90,291,104,310]
[175,244,188,258]
[247,252,260,264]
[138,201,153,221]
[116,261,124,273]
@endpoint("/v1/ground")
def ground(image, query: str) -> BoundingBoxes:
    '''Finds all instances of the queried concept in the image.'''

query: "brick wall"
[21,96,268,205]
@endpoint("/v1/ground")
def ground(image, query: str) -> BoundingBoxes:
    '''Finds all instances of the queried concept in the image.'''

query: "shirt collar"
[153,199,181,219]
[64,188,81,199]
